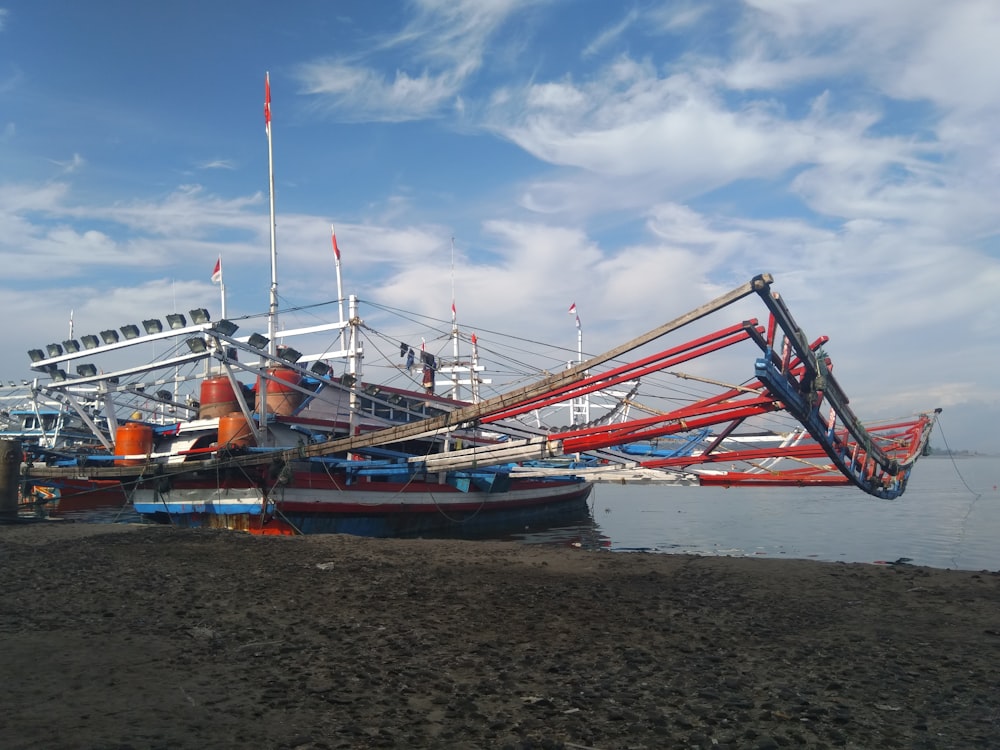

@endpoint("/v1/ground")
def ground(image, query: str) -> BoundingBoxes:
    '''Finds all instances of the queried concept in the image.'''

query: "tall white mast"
[332,224,346,352]
[265,71,278,357]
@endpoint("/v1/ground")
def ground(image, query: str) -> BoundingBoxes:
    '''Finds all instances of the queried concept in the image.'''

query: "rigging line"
[934,416,982,569]
[360,298,584,360]
[935,417,981,499]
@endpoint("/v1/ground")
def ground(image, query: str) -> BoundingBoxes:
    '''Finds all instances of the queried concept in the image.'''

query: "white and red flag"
[211,257,223,284]
[451,300,456,322]
[568,302,576,315]
[331,225,341,261]
[264,73,272,133]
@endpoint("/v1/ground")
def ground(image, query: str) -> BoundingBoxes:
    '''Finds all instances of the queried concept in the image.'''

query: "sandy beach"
[1,522,998,749]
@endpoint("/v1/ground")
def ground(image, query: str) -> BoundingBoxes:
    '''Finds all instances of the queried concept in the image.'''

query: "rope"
[934,416,983,569]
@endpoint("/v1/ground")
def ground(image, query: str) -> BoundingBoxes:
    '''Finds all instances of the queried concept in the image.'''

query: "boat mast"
[450,237,460,400]
[265,71,278,357]
[261,71,277,444]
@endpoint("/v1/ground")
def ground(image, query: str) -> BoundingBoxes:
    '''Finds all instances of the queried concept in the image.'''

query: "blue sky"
[1,0,998,453]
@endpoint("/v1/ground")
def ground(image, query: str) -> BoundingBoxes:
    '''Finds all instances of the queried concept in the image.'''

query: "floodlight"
[120,324,141,340]
[100,329,120,345]
[166,313,187,330]
[277,346,302,364]
[51,369,68,382]
[310,362,332,378]
[155,390,173,401]
[247,333,269,350]
[63,339,81,353]
[46,343,64,358]
[143,319,164,334]
[81,335,100,350]
[189,308,211,325]
[211,319,239,337]
[340,373,356,387]
[28,349,45,363]
[185,338,208,354]
[7,380,15,387]
[76,364,98,378]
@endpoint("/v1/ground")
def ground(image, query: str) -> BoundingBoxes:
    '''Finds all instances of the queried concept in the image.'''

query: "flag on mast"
[568,302,581,329]
[331,224,341,261]
[451,300,456,322]
[211,257,223,284]
[264,73,272,134]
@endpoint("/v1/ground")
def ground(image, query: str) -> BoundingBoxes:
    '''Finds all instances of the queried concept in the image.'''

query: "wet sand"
[1,522,998,749]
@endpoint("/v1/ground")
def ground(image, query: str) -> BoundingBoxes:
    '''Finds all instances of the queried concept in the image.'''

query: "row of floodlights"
[182,335,335,379]
[29,308,220,363]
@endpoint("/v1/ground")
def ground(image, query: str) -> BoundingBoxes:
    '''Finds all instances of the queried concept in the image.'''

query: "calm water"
[34,456,1000,571]
[515,455,1000,571]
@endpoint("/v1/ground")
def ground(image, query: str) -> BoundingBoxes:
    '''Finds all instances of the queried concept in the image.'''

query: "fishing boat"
[18,76,939,536]
[20,272,940,535]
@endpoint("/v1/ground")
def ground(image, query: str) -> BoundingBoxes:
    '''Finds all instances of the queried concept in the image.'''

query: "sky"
[1,0,998,453]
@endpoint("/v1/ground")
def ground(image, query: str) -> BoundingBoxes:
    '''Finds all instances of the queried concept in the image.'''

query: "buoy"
[199,376,240,419]
[218,412,255,448]
[115,423,154,466]
[257,368,302,416]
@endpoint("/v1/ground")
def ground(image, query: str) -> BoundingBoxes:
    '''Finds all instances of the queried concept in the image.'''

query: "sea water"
[37,456,1000,571]
[516,455,1000,571]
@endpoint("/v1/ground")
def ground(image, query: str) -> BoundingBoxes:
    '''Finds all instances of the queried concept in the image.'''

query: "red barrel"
[115,423,154,466]
[257,368,302,416]
[199,376,239,419]
[218,412,255,448]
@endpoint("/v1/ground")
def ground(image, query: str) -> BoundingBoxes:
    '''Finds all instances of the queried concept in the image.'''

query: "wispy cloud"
[295,0,548,121]
[49,153,86,174]
[198,159,237,170]
[582,8,640,58]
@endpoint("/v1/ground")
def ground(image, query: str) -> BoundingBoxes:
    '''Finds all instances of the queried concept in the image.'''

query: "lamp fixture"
[155,390,173,401]
[166,313,187,330]
[310,362,332,378]
[210,319,239,337]
[189,308,211,325]
[185,338,208,354]
[100,329,120,345]
[81,335,100,350]
[46,343,64,358]
[120,324,141,340]
[51,369,68,382]
[143,319,163,334]
[63,339,81,353]
[76,364,98,378]
[28,349,45,363]
[247,333,269,350]
[277,346,303,364]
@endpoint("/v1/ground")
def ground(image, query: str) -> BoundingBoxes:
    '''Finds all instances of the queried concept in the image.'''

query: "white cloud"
[296,0,546,122]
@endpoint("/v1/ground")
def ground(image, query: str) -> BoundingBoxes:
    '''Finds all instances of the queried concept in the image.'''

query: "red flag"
[211,257,222,285]
[451,301,456,321]
[331,225,341,261]
[568,302,576,315]
[264,73,272,132]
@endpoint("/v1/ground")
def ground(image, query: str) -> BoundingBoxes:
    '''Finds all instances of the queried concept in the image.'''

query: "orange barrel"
[218,412,255,448]
[115,423,154,466]
[258,367,302,416]
[199,376,240,419]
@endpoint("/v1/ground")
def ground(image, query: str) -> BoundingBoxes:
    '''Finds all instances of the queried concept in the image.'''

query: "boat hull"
[134,475,593,537]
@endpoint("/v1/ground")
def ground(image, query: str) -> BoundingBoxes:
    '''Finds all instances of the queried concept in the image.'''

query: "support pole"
[0,440,21,520]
